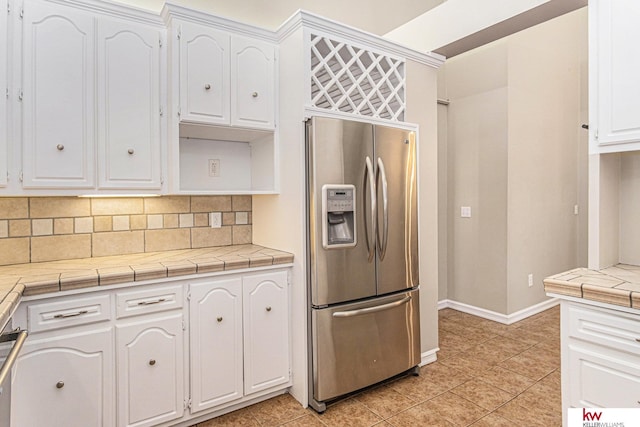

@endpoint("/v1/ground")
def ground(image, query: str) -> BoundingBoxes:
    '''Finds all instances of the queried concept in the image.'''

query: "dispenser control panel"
[321,184,357,249]
[326,188,354,212]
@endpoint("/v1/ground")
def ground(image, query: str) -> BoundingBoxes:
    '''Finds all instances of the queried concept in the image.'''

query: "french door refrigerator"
[306,116,420,412]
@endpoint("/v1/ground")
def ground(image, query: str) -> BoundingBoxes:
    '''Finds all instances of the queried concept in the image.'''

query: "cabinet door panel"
[243,270,289,394]
[180,22,229,124]
[97,19,161,189]
[231,37,274,129]
[593,0,640,148]
[116,313,184,427]
[190,278,243,412]
[567,343,640,408]
[21,0,94,188]
[11,329,113,427]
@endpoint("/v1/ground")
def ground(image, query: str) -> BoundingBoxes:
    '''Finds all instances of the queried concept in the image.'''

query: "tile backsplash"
[0,196,252,266]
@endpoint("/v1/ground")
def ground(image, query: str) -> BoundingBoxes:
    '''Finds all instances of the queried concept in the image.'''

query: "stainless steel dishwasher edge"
[0,326,28,427]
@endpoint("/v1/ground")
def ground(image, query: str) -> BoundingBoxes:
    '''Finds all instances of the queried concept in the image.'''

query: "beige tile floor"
[194,306,561,426]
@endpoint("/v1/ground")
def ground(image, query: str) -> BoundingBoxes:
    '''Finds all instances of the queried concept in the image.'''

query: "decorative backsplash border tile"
[0,196,252,266]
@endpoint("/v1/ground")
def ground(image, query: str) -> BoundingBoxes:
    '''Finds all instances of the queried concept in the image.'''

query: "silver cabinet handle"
[363,156,376,263]
[376,157,389,261]
[137,298,166,306]
[266,306,272,312]
[252,92,258,97]
[149,359,156,366]
[0,330,28,388]
[204,84,211,90]
[56,381,65,389]
[217,317,223,322]
[636,338,640,343]
[56,144,64,151]
[333,296,411,318]
[127,148,134,155]
[54,310,88,319]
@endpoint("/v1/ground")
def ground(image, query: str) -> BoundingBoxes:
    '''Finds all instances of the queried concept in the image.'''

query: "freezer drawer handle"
[0,329,28,388]
[332,296,411,318]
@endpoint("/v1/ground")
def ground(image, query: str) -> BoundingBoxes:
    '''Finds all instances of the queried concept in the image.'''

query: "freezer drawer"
[311,289,420,402]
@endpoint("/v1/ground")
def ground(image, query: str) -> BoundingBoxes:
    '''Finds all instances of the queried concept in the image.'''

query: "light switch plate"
[461,206,471,218]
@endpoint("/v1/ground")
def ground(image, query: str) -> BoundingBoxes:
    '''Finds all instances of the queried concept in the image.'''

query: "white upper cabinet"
[21,0,95,188]
[591,0,640,153]
[173,18,275,131]
[97,18,162,189]
[231,36,275,129]
[179,22,230,124]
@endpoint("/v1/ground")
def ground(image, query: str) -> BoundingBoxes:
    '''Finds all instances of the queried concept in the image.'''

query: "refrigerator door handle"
[363,156,377,263]
[332,295,411,318]
[376,157,389,261]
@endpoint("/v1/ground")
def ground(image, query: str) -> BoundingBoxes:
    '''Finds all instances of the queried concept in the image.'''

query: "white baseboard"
[420,348,438,366]
[437,297,559,325]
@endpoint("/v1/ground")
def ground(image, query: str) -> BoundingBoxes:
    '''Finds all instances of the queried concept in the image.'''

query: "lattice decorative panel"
[310,34,406,121]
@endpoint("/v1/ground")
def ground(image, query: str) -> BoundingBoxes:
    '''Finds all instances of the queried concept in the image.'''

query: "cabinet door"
[593,0,640,150]
[0,0,7,187]
[97,18,162,189]
[231,36,275,130]
[21,0,95,188]
[11,328,114,427]
[189,277,243,413]
[179,22,230,124]
[243,270,290,395]
[116,312,184,427]
[567,343,640,408]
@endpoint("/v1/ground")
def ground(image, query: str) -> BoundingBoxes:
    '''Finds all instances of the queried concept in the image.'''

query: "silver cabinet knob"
[217,317,223,322]
[149,359,156,366]
[127,148,134,155]
[56,144,64,151]
[252,92,258,98]
[56,381,64,389]
[205,84,211,90]
[266,306,272,312]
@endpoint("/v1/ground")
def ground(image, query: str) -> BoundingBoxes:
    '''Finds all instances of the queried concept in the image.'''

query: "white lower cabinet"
[11,328,114,427]
[116,312,185,427]
[189,270,291,414]
[561,301,640,423]
[189,277,243,413]
[243,271,290,394]
[10,268,291,426]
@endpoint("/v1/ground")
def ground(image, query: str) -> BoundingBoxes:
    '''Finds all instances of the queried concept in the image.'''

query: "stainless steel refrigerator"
[306,116,420,412]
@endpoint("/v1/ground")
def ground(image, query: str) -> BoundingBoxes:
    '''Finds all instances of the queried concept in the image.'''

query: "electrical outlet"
[208,159,220,177]
[528,273,534,287]
[209,212,222,228]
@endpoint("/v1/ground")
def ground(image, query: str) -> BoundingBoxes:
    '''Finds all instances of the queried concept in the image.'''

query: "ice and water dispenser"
[321,184,356,249]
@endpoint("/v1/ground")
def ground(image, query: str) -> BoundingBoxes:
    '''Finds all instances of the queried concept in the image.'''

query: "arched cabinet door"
[96,18,162,190]
[10,329,114,427]
[189,277,243,413]
[21,0,95,188]
[231,36,275,130]
[116,313,184,427]
[242,270,290,395]
[179,21,230,124]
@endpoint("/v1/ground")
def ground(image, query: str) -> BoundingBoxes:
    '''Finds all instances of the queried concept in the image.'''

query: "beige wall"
[441,8,587,315]
[617,152,640,265]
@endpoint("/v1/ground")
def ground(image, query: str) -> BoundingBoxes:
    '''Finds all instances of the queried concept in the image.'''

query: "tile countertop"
[0,244,294,332]
[544,264,640,310]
